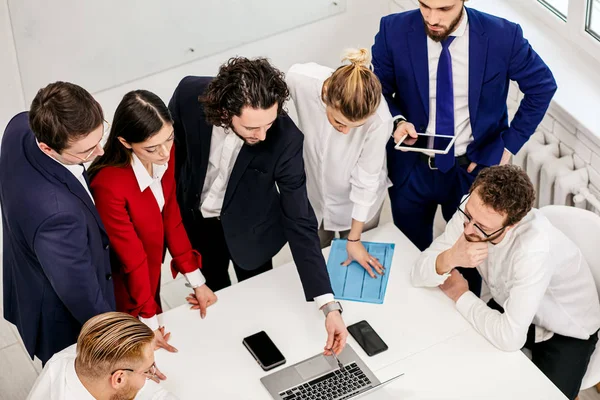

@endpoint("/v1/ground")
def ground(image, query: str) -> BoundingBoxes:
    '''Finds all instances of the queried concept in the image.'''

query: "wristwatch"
[392,116,407,135]
[322,301,343,318]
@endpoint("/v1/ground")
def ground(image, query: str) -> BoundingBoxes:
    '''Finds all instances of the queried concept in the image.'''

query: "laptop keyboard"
[279,362,372,400]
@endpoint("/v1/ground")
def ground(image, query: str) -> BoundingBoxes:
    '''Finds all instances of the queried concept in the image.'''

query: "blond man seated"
[28,312,176,400]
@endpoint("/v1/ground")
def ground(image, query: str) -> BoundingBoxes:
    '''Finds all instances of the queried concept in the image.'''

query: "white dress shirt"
[200,126,244,218]
[199,126,334,309]
[423,8,472,157]
[27,344,177,400]
[286,63,393,231]
[37,141,94,203]
[131,153,205,331]
[412,206,600,351]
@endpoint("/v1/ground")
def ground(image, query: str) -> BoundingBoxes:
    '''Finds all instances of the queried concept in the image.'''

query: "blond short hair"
[322,48,382,122]
[76,312,154,378]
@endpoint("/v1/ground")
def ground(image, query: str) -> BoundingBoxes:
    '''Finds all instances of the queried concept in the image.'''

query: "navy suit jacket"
[169,76,333,300]
[372,7,557,187]
[0,112,115,363]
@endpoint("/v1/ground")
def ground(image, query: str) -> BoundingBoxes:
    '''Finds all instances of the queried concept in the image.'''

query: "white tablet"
[394,133,456,154]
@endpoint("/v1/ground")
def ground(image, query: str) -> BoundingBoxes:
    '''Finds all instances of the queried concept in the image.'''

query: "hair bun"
[341,48,372,69]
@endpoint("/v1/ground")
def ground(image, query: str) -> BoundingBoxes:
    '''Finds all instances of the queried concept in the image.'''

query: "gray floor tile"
[0,314,17,350]
[0,343,38,400]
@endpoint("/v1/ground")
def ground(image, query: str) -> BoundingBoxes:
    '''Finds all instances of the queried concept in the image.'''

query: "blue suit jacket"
[372,7,557,187]
[0,113,115,363]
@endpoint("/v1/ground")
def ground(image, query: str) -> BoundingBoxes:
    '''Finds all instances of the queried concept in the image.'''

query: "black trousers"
[488,299,598,400]
[184,213,273,291]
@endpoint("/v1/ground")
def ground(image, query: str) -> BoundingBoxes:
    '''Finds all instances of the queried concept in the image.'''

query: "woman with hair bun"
[287,48,393,278]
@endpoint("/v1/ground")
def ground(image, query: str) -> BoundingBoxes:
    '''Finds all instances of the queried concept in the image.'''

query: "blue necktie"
[434,36,456,172]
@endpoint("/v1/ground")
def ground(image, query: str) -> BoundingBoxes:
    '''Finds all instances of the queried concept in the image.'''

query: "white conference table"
[155,223,566,399]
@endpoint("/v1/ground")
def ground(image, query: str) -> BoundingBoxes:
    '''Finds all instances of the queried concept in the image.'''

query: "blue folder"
[326,239,395,304]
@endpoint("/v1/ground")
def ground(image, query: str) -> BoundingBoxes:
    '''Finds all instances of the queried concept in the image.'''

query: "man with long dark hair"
[169,57,348,354]
[0,82,115,365]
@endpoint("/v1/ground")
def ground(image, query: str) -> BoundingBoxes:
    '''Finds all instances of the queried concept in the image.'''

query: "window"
[587,0,600,40]
[538,0,570,19]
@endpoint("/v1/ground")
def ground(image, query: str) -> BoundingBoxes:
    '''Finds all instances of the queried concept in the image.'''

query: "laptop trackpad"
[295,356,333,380]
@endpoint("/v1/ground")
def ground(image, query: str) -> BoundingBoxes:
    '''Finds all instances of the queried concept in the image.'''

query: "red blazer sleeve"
[91,170,159,319]
[163,146,202,278]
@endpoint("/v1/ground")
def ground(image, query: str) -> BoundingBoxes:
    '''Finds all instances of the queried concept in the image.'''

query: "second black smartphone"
[347,320,388,356]
[242,331,286,371]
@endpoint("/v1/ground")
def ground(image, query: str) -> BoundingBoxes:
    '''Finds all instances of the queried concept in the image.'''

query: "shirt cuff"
[351,204,371,223]
[429,258,451,286]
[185,269,206,288]
[314,293,335,310]
[455,291,481,316]
[139,315,160,331]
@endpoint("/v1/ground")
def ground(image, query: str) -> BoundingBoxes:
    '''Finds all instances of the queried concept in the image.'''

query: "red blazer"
[90,152,201,319]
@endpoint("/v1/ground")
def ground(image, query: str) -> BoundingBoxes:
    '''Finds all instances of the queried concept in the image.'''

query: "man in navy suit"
[372,0,556,294]
[169,57,348,355]
[0,82,115,364]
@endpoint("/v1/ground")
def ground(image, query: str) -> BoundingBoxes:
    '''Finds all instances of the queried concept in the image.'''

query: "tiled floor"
[1,199,599,399]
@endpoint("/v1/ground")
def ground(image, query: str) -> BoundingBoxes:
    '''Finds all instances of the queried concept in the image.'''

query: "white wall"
[0,0,393,135]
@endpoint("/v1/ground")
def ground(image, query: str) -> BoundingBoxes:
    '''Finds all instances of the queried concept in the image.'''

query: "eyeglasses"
[62,120,110,162]
[457,194,506,239]
[111,362,157,381]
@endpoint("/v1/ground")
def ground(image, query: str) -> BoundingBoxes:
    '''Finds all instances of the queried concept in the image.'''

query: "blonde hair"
[322,48,382,122]
[76,312,154,378]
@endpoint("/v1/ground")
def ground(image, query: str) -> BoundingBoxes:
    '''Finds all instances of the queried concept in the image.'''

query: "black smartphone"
[347,320,388,356]
[242,331,286,371]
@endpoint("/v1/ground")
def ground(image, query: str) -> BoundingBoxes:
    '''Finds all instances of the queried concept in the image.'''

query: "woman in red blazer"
[89,90,217,351]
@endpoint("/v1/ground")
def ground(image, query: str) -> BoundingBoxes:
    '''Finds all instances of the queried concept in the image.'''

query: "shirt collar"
[65,358,96,400]
[36,139,85,178]
[451,7,469,38]
[131,152,168,192]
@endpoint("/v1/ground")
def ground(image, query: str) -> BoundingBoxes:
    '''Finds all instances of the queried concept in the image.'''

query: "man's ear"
[110,370,127,390]
[38,142,56,157]
[504,223,517,233]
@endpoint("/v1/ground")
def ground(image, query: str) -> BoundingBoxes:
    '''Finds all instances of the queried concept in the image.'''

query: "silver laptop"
[261,344,403,400]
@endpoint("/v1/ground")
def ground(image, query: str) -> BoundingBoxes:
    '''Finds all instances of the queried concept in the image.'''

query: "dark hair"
[29,81,104,153]
[201,57,289,127]
[88,90,172,180]
[469,165,536,226]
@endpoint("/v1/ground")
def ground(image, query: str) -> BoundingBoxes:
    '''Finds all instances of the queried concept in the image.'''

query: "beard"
[423,7,464,42]
[464,228,504,244]
[109,385,139,400]
[229,127,261,146]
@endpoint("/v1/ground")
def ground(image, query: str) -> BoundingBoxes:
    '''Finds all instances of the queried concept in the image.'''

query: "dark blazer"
[0,112,115,363]
[168,76,332,300]
[372,7,557,187]
[91,147,201,319]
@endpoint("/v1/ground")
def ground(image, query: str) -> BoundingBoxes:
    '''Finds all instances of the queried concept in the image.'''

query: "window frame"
[586,0,600,41]
[537,0,568,21]
[524,0,600,65]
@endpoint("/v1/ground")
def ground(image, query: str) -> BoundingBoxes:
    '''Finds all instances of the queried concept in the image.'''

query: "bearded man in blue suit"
[372,0,556,295]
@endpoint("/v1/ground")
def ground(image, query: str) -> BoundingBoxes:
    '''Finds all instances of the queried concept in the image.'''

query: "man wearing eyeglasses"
[28,312,176,399]
[0,82,115,366]
[411,165,600,400]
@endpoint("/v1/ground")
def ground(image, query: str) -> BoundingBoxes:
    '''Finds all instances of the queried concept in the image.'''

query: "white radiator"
[513,129,600,214]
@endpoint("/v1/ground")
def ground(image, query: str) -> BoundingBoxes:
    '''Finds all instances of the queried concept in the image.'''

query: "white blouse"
[130,153,205,330]
[286,63,392,231]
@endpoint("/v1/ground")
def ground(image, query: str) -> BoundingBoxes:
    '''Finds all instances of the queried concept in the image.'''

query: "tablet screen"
[397,134,454,152]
